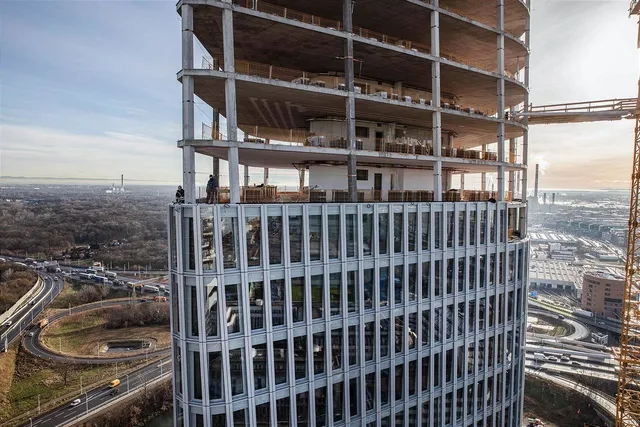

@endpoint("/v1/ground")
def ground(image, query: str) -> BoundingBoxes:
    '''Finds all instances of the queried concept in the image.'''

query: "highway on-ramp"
[1,275,61,351]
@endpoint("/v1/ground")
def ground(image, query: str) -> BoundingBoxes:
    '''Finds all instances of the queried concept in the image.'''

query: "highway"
[23,359,172,427]
[23,299,171,364]
[1,275,61,352]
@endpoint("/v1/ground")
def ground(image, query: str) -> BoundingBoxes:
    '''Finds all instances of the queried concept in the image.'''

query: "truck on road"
[573,309,594,318]
[38,319,49,328]
[105,271,117,279]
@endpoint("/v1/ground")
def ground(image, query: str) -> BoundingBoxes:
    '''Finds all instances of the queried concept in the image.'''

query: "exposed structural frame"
[616,80,640,426]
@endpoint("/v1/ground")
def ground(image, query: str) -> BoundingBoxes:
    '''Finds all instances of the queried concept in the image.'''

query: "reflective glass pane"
[246,214,261,267]
[309,214,322,261]
[221,217,238,269]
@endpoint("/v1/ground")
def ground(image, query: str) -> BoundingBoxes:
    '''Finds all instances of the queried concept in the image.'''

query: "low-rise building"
[529,260,584,298]
[581,270,625,318]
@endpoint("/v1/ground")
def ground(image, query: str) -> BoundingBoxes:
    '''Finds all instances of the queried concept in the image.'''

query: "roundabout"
[23,299,171,364]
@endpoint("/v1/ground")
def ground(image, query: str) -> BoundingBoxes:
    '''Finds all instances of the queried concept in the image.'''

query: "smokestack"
[552,192,556,205]
[543,193,547,205]
[121,174,124,191]
[534,164,540,199]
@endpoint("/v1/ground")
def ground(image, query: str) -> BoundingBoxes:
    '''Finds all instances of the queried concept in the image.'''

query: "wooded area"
[0,263,37,313]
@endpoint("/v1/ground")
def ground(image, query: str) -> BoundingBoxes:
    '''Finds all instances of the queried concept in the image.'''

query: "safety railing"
[234,0,342,30]
[204,188,505,204]
[352,27,431,55]
[200,55,506,119]
[524,98,637,114]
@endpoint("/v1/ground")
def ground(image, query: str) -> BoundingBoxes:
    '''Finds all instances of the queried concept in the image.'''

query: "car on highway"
[109,388,119,396]
[3,321,12,327]
[571,361,581,366]
[54,277,59,281]
[69,398,81,407]
[547,356,558,362]
[28,332,34,337]
[560,356,570,362]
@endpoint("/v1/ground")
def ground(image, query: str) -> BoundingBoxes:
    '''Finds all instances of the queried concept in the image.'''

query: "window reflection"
[248,280,264,330]
[171,274,180,333]
[328,214,340,259]
[225,283,242,334]
[201,209,215,270]
[256,401,270,427]
[332,328,343,370]
[291,277,305,323]
[270,279,286,327]
[349,325,358,366]
[289,215,303,263]
[380,318,389,358]
[379,212,389,254]
[395,264,404,304]
[315,387,327,427]
[363,212,373,256]
[296,391,309,427]
[380,267,389,306]
[229,348,245,396]
[365,321,375,361]
[347,270,357,313]
[333,381,344,423]
[221,217,238,269]
[364,268,374,310]
[408,212,417,252]
[294,335,307,380]
[394,211,404,253]
[346,213,357,258]
[313,332,325,375]
[330,272,342,317]
[246,215,261,267]
[276,397,290,426]
[309,215,322,261]
[311,274,324,320]
[273,339,287,385]
[268,215,283,265]
[409,263,417,301]
[205,278,218,337]
[253,343,268,390]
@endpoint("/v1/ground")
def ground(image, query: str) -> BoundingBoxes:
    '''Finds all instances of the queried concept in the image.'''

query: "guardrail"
[0,276,43,325]
[0,276,51,349]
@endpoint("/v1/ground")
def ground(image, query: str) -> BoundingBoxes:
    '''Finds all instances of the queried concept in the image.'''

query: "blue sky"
[0,0,638,189]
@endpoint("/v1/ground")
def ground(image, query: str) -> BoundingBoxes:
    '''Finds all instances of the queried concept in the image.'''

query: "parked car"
[69,398,81,407]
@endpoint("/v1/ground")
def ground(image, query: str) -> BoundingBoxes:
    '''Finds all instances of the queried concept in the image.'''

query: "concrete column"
[496,0,506,201]
[181,5,196,204]
[264,139,269,186]
[508,138,516,198]
[223,6,240,204]
[299,168,306,193]
[343,0,357,202]
[522,10,531,201]
[431,4,443,201]
[460,174,465,191]
[443,170,453,191]
[212,108,220,185]
[481,143,488,192]
[244,165,250,188]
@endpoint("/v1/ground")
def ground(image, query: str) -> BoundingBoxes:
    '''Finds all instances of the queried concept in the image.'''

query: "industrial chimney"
[534,164,540,199]
[121,174,124,191]
[552,192,556,205]
[543,193,547,205]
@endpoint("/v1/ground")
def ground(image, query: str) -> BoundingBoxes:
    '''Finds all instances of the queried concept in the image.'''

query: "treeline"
[0,197,168,269]
[103,303,170,329]
[51,283,129,309]
[0,262,37,313]
[76,382,172,427]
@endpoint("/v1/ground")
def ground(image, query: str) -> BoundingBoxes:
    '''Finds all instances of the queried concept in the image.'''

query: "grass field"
[40,309,170,357]
[49,281,130,309]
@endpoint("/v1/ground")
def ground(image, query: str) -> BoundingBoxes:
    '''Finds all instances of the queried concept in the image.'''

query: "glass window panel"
[469,256,476,291]
[268,215,283,265]
[205,278,219,337]
[328,214,340,259]
[256,402,269,427]
[333,382,344,423]
[170,215,177,270]
[221,217,238,269]
[296,392,309,427]
[409,360,417,396]
[422,310,430,346]
[313,332,326,375]
[246,214,261,267]
[276,397,290,426]
[422,261,430,299]
[447,259,454,295]
[458,258,465,293]
[311,274,324,320]
[234,409,247,426]
[315,386,327,427]
[194,352,202,399]
[380,266,389,307]
[395,264,404,305]
[183,217,195,271]
[366,372,376,412]
[379,212,389,255]
[190,286,199,336]
[347,270,357,313]
[434,260,442,297]
[330,272,342,317]
[273,339,287,385]
[434,307,442,343]
[291,276,305,323]
[470,210,477,246]
[395,315,404,354]
[289,215,303,263]
[294,335,307,380]
[309,214,322,261]
[434,352,441,387]
[409,312,417,350]
[363,212,373,256]
[350,377,360,417]
[226,283,242,334]
[380,318,390,358]
[381,368,390,406]
[174,341,182,395]
[270,279,286,327]
[209,351,223,400]
[332,328,343,370]
[349,325,358,366]
[365,321,375,361]
[346,213,357,258]
[447,211,454,248]
[395,363,404,401]
[458,211,465,247]
[253,343,268,390]
[409,263,417,301]
[422,211,430,251]
[422,355,430,392]
[248,280,264,330]
[408,212,417,252]
[489,209,496,244]
[171,275,180,333]
[480,210,487,244]
[394,211,404,253]
[229,348,245,396]
[364,268,374,310]
[201,209,215,271]
[434,211,442,249]
[211,414,225,426]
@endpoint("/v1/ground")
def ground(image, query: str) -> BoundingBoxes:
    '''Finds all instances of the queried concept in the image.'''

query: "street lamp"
[80,375,83,395]
[84,392,88,415]
[125,374,130,393]
[29,418,32,427]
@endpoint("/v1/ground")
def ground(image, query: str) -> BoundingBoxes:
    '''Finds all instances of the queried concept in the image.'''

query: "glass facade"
[171,202,528,426]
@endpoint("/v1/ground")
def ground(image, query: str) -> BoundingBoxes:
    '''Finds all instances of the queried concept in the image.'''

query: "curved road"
[528,308,591,341]
[1,275,61,351]
[23,299,170,364]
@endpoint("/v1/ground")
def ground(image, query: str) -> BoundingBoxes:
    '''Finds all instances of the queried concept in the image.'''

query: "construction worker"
[175,185,185,204]
[206,174,218,204]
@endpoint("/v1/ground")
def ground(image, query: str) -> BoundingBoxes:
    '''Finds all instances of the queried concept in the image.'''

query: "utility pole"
[115,362,118,377]
[84,392,88,415]
[59,337,61,353]
[37,394,40,413]
[80,375,83,394]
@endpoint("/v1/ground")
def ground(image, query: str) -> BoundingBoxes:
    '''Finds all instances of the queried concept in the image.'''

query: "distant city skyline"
[0,0,637,190]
